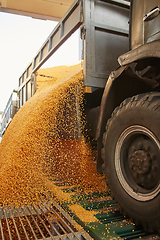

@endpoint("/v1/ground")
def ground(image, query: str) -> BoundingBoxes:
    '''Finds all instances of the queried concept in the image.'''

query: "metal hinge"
[80,25,86,60]
[80,25,86,40]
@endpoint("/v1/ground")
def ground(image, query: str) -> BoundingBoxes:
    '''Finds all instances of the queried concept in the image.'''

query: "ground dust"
[0,64,107,206]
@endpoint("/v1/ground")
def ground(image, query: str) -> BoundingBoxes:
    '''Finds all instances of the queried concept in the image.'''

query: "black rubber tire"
[102,92,160,233]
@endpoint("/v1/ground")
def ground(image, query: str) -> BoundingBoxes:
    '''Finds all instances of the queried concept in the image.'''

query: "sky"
[0,12,80,112]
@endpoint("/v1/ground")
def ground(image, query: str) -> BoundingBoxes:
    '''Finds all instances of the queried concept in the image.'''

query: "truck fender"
[118,40,160,66]
[95,65,153,142]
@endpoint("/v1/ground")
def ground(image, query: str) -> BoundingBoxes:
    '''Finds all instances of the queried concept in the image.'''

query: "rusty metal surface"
[0,201,91,240]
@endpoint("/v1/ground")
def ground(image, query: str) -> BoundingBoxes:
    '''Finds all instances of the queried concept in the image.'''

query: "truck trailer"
[1,0,160,233]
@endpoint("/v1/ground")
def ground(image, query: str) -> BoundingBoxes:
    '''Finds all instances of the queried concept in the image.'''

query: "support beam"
[0,0,75,21]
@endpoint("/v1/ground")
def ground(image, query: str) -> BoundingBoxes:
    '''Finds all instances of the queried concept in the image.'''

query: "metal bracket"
[80,25,86,40]
[143,6,160,22]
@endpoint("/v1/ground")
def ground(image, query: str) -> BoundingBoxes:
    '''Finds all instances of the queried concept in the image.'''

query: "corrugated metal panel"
[0,0,75,21]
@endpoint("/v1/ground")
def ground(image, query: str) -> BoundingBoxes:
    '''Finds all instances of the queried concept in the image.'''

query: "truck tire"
[102,92,160,233]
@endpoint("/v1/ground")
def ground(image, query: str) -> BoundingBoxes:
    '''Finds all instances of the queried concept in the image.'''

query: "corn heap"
[0,64,106,207]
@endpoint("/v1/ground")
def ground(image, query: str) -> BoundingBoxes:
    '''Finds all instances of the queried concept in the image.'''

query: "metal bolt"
[131,162,135,167]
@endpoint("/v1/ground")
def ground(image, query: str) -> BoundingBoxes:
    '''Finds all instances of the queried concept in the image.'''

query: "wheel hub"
[115,125,160,201]
[128,140,159,189]
[130,149,151,175]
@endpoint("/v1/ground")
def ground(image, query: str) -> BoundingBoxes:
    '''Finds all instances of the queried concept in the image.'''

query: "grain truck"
[1,0,160,233]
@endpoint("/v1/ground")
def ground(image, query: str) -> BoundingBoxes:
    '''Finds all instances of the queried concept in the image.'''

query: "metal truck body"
[1,0,129,131]
[1,0,160,233]
[1,91,19,136]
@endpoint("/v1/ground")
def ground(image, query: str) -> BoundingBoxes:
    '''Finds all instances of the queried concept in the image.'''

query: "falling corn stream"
[0,64,106,208]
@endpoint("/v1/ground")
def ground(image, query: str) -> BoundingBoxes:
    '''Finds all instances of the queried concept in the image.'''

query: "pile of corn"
[0,64,106,206]
[70,204,98,223]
